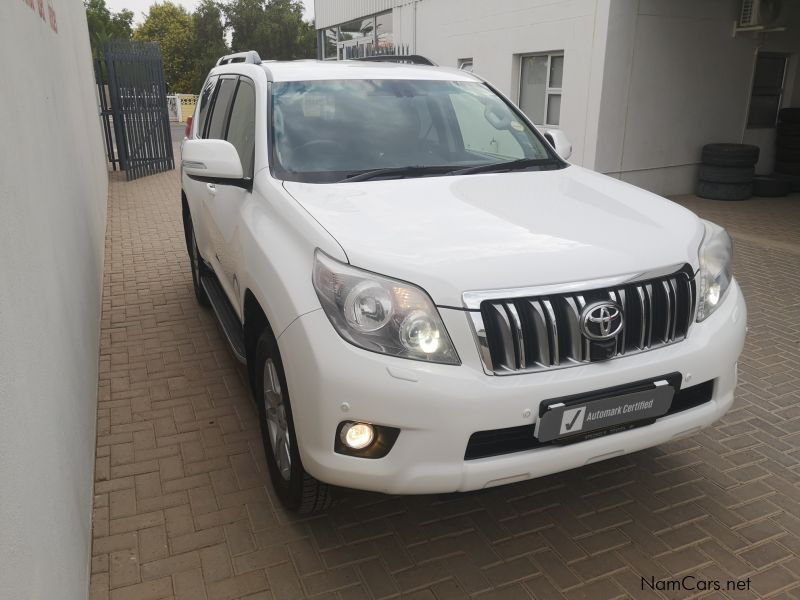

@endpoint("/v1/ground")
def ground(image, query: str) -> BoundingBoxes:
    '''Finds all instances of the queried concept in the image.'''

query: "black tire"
[183,209,210,307]
[775,147,800,163]
[695,180,753,201]
[778,122,800,136]
[775,162,800,176]
[697,165,754,184]
[778,107,800,124]
[253,328,332,514]
[777,133,800,150]
[701,143,759,167]
[753,176,791,197]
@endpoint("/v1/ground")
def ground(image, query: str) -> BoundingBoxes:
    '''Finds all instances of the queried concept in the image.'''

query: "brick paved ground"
[89,164,800,600]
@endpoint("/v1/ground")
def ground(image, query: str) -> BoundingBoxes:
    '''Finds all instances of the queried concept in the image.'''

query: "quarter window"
[226,79,256,177]
[519,52,563,126]
[206,77,237,140]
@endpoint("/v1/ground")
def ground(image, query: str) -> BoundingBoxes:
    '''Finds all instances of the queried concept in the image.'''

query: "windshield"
[269,79,562,183]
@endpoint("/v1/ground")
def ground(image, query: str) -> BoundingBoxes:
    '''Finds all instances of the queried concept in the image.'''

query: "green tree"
[133,2,196,92]
[189,0,230,91]
[223,0,316,61]
[84,0,133,58]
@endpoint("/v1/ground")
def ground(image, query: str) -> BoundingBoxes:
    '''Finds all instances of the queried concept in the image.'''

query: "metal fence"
[100,40,175,180]
[94,60,120,171]
[341,42,411,60]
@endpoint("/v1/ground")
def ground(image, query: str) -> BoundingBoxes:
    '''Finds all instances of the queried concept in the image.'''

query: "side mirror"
[181,139,245,184]
[542,128,572,161]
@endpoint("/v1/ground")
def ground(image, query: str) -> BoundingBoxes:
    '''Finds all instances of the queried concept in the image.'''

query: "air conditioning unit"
[739,0,783,28]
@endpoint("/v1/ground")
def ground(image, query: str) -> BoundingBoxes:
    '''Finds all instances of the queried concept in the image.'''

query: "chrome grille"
[469,268,696,374]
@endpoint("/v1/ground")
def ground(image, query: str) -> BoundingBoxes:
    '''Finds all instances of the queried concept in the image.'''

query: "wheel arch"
[243,288,272,391]
[181,190,190,230]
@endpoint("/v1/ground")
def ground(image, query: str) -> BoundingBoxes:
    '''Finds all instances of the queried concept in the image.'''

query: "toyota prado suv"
[181,51,746,513]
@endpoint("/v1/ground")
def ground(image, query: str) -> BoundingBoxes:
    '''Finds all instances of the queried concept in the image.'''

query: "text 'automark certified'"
[536,383,674,443]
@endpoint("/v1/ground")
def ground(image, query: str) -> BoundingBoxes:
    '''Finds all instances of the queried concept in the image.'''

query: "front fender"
[236,172,346,337]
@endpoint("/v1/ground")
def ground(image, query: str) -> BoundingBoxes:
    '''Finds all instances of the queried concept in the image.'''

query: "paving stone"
[88,150,800,597]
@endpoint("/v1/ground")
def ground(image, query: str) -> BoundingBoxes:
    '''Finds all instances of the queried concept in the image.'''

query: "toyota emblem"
[580,301,623,341]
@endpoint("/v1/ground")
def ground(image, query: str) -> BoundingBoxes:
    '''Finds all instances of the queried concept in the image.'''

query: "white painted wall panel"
[0,1,108,598]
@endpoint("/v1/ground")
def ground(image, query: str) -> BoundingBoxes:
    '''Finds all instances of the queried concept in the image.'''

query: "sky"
[105,0,315,24]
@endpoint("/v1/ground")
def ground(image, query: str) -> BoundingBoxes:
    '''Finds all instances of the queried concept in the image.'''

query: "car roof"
[258,60,479,83]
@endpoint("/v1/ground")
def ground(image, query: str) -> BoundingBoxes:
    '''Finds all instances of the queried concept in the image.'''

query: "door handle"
[206,183,216,195]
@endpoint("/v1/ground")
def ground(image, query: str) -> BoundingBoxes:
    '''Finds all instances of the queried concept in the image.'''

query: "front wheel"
[254,328,332,514]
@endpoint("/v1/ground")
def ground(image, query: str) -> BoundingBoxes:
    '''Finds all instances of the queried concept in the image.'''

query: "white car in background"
[181,52,746,513]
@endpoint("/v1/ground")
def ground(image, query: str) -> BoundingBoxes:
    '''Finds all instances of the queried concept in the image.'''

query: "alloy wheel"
[263,358,291,480]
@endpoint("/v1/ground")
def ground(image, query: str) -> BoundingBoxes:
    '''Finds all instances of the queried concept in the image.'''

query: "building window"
[519,52,563,126]
[323,11,394,60]
[338,17,376,59]
[747,53,787,128]
[376,11,393,50]
[458,58,474,73]
[323,27,337,60]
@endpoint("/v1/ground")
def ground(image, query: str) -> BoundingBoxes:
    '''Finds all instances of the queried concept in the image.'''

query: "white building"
[314,0,800,195]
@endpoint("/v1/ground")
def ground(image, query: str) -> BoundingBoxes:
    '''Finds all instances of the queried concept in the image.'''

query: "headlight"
[696,220,733,322]
[312,250,460,365]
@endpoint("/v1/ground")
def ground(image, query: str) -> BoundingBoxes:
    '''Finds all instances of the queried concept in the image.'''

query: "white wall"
[0,1,108,599]
[595,0,800,195]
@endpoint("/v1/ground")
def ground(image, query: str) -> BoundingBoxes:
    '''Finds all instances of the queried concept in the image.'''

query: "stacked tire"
[775,108,800,192]
[696,143,759,201]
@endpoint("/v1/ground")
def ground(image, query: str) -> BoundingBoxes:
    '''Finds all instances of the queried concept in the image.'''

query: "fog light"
[340,422,374,450]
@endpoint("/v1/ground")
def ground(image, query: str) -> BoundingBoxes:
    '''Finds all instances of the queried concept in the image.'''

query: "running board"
[200,273,246,363]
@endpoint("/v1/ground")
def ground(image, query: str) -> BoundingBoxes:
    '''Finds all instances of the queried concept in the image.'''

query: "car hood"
[283,166,704,307]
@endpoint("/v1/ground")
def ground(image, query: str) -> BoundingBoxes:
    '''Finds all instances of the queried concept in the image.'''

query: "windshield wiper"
[449,157,562,176]
[338,158,563,182]
[338,165,457,183]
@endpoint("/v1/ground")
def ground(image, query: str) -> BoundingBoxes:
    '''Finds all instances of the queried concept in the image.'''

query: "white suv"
[181,51,746,513]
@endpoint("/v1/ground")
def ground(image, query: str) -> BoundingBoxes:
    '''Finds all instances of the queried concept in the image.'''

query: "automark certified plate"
[535,380,674,443]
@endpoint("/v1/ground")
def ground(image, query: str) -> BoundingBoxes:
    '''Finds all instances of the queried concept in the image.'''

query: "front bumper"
[278,281,746,495]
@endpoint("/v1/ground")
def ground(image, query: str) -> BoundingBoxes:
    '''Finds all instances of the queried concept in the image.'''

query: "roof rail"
[216,51,262,66]
[355,55,437,66]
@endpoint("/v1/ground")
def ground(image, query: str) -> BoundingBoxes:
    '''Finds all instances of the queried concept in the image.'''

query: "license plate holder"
[534,375,678,443]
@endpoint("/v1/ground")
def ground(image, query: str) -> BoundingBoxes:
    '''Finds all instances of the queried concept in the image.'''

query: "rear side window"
[226,79,256,177]
[206,77,238,140]
[196,75,219,138]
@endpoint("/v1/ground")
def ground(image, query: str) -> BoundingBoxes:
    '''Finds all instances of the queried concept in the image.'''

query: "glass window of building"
[338,17,376,59]
[376,11,393,50]
[519,52,564,126]
[747,53,787,128]
[323,27,338,60]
